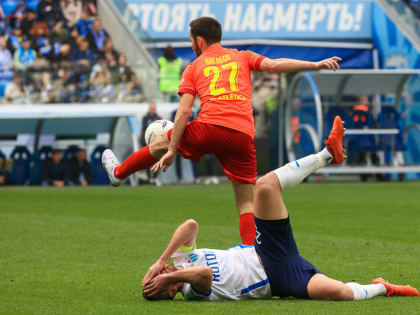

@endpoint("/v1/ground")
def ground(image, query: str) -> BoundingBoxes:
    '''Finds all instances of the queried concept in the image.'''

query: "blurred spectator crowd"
[403,0,420,17]
[0,0,144,104]
[393,0,420,33]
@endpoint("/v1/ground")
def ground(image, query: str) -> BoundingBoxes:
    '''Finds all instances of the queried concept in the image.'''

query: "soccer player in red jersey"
[102,17,341,245]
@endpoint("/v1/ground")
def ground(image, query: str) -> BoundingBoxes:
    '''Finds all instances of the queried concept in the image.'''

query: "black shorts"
[254,216,322,299]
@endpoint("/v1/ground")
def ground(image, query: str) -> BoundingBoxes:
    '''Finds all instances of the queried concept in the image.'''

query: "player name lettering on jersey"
[178,46,265,137]
[211,93,247,101]
[204,250,220,282]
[205,54,232,65]
[175,246,272,300]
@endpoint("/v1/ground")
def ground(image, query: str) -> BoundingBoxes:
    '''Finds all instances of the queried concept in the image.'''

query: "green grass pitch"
[1,182,420,314]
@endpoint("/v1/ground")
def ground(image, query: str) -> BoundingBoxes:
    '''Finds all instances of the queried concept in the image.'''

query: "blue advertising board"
[126,0,372,40]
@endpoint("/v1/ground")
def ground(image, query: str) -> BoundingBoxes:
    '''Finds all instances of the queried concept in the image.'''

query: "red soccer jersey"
[178,45,265,138]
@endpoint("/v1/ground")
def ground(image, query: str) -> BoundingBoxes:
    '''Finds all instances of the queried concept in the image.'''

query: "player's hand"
[142,273,170,296]
[151,150,176,173]
[142,261,165,286]
[316,57,342,71]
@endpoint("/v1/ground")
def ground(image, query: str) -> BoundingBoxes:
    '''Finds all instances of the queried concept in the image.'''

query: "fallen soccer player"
[142,116,420,301]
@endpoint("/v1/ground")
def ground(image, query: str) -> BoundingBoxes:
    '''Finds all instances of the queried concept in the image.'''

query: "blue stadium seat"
[90,145,109,185]
[10,146,32,185]
[63,145,80,163]
[348,110,378,152]
[377,106,406,151]
[325,107,350,134]
[33,145,53,184]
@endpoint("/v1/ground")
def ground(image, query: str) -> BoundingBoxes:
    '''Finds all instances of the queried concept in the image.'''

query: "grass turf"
[1,182,420,314]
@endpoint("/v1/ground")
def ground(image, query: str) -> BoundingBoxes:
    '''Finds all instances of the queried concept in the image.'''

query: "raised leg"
[254,149,331,221]
[254,116,345,221]
[115,132,169,179]
[254,173,288,221]
[103,132,170,185]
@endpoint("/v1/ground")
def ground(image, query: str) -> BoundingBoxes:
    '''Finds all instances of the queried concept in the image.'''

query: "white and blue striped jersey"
[171,245,272,301]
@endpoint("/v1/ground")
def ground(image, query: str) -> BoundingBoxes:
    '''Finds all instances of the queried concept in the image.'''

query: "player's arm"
[151,93,195,172]
[143,266,213,296]
[167,93,194,156]
[260,56,341,73]
[142,219,199,285]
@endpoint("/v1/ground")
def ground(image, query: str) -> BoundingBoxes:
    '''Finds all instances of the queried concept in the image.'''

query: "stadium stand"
[0,0,144,103]
[403,0,420,17]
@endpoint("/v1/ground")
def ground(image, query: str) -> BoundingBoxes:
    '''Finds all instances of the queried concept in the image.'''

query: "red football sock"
[114,146,157,180]
[239,213,256,245]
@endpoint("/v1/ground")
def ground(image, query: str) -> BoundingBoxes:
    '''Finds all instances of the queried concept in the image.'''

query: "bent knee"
[256,173,280,199]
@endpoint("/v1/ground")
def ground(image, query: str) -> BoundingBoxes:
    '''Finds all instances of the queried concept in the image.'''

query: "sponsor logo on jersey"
[188,253,198,263]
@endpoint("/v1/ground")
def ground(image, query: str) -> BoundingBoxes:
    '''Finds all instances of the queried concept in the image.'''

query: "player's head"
[76,149,86,162]
[142,264,181,301]
[163,45,177,61]
[189,17,222,56]
[52,149,63,163]
[148,102,156,115]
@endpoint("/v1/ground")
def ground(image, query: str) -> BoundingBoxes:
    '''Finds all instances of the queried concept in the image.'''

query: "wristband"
[179,243,196,252]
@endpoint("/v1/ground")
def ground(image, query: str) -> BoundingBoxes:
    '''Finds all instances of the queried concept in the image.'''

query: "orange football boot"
[372,278,420,297]
[324,115,345,164]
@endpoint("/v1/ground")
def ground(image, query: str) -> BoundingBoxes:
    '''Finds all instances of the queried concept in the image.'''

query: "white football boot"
[102,149,122,186]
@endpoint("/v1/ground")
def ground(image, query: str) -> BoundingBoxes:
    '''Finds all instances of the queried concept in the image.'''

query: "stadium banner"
[126,0,372,40]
